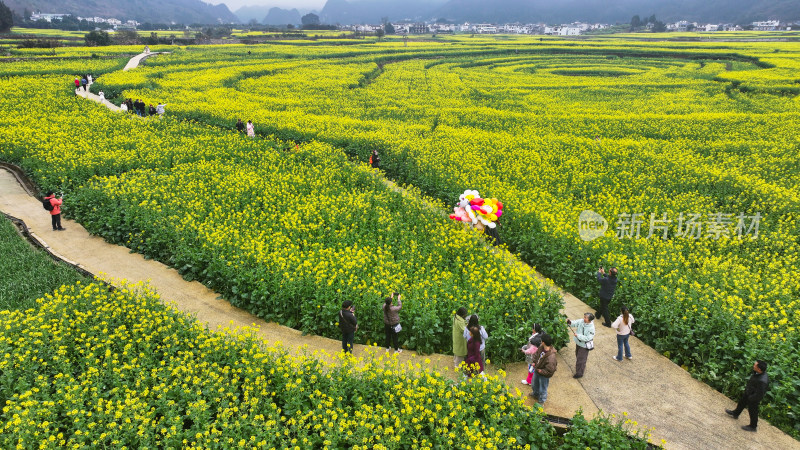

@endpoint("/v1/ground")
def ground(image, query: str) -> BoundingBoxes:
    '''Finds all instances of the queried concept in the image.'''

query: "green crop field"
[1,33,799,440]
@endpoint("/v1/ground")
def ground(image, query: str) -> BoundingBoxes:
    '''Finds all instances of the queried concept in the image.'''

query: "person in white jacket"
[567,313,595,378]
[464,314,489,364]
[611,306,635,361]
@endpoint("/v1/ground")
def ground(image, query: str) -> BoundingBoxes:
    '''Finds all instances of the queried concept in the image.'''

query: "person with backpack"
[382,292,403,353]
[338,300,358,354]
[43,192,65,231]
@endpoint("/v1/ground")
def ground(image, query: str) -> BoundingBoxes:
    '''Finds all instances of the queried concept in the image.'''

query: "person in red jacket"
[44,192,65,231]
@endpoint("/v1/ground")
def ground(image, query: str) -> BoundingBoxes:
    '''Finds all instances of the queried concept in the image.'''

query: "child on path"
[521,323,543,385]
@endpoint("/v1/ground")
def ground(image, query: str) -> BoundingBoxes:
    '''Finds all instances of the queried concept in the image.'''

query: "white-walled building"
[752,20,780,30]
[30,13,70,22]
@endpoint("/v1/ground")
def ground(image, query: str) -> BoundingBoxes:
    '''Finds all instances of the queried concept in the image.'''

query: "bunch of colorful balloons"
[449,189,503,229]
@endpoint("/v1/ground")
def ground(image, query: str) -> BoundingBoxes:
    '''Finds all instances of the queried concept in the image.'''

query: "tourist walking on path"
[611,306,635,361]
[148,104,156,116]
[73,78,80,91]
[726,360,769,432]
[596,266,618,327]
[80,77,88,92]
[382,292,403,353]
[463,314,488,364]
[464,326,485,378]
[246,120,255,137]
[521,323,543,385]
[529,334,557,404]
[43,192,65,231]
[156,103,165,117]
[452,307,468,369]
[120,101,128,112]
[98,91,105,102]
[567,313,595,379]
[338,300,357,354]
[236,119,245,133]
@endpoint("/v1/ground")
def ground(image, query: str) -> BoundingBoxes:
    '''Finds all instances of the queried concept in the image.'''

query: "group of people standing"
[120,99,165,117]
[334,267,769,434]
[338,293,404,354]
[452,307,490,378]
[235,119,255,137]
[73,74,93,92]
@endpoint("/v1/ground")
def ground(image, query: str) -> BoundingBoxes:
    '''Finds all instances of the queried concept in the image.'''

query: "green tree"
[652,20,667,32]
[301,13,320,26]
[85,30,111,46]
[0,0,13,33]
[113,29,140,45]
[630,15,641,30]
[382,17,395,34]
[376,28,385,39]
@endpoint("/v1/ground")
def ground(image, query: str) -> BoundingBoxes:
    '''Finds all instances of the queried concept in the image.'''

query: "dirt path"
[2,52,795,449]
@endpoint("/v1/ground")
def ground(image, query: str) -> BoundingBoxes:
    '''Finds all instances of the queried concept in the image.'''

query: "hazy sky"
[219,0,326,10]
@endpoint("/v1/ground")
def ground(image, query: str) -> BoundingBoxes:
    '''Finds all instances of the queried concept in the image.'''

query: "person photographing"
[596,266,618,327]
[43,191,65,231]
[567,313,595,378]
[339,300,358,354]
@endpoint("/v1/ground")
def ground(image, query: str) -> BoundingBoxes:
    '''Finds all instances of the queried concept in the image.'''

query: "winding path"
[4,51,796,450]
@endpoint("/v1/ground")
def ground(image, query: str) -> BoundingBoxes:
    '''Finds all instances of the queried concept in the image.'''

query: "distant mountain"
[316,0,800,25]
[319,0,448,25]
[263,7,301,26]
[434,0,800,24]
[5,0,239,24]
[235,5,273,24]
